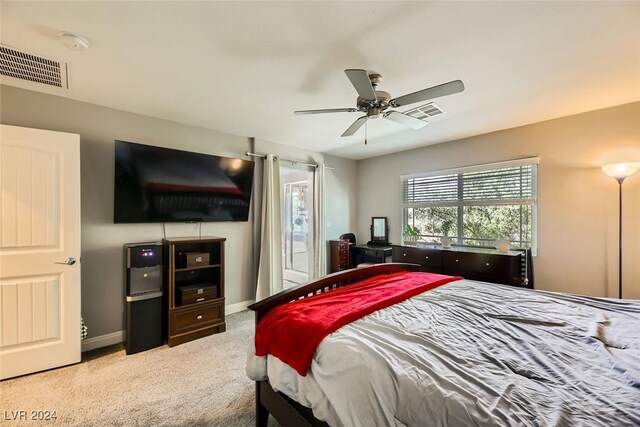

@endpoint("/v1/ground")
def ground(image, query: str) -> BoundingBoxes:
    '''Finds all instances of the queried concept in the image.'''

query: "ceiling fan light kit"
[294,69,464,140]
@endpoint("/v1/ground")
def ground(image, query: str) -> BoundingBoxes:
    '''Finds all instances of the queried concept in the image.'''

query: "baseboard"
[81,330,124,353]
[226,299,255,314]
[81,300,254,352]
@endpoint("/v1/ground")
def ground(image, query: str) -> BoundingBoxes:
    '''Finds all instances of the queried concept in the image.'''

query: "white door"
[0,124,81,380]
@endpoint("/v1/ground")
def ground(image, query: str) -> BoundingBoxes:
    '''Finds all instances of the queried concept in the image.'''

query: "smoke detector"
[58,32,90,51]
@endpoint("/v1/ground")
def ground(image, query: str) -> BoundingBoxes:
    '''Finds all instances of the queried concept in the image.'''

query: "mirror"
[370,217,389,245]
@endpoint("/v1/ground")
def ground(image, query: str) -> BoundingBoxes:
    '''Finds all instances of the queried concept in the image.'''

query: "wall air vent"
[403,102,445,121]
[0,44,68,89]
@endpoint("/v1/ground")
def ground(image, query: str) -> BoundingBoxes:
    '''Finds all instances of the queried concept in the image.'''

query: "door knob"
[55,257,77,266]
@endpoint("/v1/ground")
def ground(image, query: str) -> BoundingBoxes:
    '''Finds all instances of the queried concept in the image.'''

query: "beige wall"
[0,85,358,341]
[1,85,254,338]
[3,80,636,341]
[357,101,640,299]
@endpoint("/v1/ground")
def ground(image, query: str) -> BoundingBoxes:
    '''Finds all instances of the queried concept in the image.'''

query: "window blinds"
[402,159,537,208]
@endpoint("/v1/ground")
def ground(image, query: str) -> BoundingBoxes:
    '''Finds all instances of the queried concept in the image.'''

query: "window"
[401,158,537,251]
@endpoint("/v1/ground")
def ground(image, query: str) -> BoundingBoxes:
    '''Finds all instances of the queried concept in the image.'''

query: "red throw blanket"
[254,271,461,376]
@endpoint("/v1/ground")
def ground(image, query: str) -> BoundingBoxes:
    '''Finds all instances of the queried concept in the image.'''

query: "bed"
[246,263,640,427]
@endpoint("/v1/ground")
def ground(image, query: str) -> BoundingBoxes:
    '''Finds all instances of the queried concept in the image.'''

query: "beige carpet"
[0,310,279,426]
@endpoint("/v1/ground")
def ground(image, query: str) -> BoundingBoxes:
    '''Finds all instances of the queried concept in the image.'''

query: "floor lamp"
[601,162,640,299]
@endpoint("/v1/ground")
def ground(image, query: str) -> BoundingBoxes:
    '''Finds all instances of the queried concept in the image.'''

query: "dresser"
[329,239,351,273]
[392,245,528,288]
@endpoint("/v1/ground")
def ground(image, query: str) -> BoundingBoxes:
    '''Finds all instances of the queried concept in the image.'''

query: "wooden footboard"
[249,263,421,322]
[248,263,421,427]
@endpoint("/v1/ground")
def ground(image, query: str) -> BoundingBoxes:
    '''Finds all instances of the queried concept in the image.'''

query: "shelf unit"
[163,236,226,347]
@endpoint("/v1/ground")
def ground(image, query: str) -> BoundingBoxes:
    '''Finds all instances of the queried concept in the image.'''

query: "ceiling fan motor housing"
[357,90,391,116]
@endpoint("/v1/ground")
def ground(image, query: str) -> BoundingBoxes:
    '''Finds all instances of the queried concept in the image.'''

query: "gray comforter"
[248,280,640,426]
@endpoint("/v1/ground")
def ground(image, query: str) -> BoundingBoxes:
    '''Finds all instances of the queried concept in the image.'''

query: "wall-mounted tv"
[114,140,255,223]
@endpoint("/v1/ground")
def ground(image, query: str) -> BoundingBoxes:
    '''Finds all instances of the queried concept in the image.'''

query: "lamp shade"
[601,162,640,180]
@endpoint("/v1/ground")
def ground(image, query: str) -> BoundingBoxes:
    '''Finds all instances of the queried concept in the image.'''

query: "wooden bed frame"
[248,263,421,427]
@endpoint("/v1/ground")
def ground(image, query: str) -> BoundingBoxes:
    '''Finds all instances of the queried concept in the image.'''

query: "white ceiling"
[1,1,639,160]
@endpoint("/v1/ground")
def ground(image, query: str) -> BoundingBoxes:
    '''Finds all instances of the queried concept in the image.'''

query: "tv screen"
[114,141,255,223]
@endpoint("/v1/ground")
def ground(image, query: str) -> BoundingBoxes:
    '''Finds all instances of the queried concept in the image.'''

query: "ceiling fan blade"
[341,116,368,137]
[384,111,428,130]
[345,69,377,101]
[390,80,465,107]
[294,108,358,115]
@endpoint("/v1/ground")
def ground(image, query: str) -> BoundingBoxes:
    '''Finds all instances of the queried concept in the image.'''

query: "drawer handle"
[486,262,490,266]
[425,256,429,259]
[455,259,459,262]
[197,315,203,320]
[403,253,407,257]
[196,298,205,302]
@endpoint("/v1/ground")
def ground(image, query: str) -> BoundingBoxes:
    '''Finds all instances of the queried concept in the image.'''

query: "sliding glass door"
[280,166,314,287]
[283,181,308,273]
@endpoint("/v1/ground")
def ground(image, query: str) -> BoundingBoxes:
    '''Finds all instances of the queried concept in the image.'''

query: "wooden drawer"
[338,253,349,269]
[177,284,218,306]
[442,251,509,274]
[170,300,224,336]
[392,246,441,268]
[361,248,383,258]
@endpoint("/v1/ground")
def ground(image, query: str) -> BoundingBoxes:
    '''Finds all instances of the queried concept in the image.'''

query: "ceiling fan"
[294,69,464,138]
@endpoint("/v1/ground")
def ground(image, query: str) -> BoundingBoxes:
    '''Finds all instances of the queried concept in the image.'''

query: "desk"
[350,244,393,267]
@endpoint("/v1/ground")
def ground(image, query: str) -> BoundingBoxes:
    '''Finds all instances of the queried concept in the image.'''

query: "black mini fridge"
[124,243,164,355]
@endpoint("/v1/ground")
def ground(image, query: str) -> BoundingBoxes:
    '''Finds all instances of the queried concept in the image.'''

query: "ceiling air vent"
[403,102,445,121]
[0,44,68,89]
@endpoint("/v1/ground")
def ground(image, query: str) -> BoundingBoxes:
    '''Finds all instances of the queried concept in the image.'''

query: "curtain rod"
[245,152,335,170]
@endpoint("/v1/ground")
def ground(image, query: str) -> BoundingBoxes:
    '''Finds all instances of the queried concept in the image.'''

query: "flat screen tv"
[114,140,255,223]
